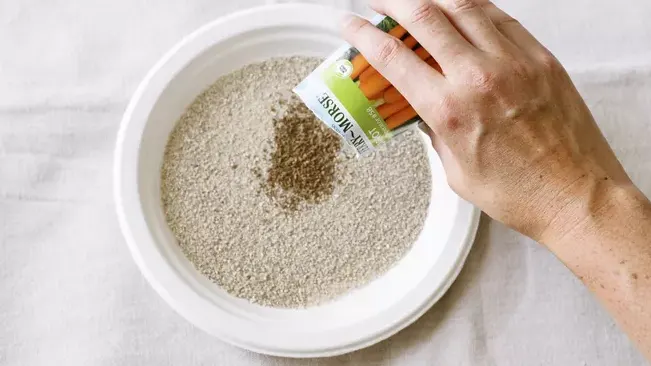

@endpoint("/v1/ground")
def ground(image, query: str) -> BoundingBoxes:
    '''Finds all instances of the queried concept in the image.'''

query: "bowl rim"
[114,3,481,358]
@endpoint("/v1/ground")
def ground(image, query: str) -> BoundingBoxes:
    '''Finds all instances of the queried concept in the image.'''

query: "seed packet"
[293,15,426,156]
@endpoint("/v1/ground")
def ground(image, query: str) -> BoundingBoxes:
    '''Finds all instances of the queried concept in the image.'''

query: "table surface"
[2,0,651,365]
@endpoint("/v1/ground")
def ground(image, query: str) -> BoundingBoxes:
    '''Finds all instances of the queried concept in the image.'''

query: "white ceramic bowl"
[114,4,480,358]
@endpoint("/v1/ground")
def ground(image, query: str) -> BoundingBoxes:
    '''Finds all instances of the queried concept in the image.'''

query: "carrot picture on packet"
[294,15,438,155]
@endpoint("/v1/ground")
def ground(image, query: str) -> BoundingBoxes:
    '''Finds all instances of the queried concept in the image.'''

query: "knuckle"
[538,51,561,72]
[469,68,498,91]
[374,37,403,65]
[435,94,461,131]
[409,2,436,25]
[449,0,479,13]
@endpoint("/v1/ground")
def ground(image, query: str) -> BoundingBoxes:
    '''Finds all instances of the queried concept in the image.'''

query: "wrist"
[539,176,649,250]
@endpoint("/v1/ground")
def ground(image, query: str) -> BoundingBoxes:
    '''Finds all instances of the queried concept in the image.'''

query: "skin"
[342,0,651,359]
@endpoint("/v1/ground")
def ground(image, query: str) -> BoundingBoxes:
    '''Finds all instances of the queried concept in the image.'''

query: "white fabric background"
[1,0,651,365]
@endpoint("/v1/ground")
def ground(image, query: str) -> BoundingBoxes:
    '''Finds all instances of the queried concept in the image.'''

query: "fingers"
[370,0,478,70]
[430,0,511,53]
[342,14,443,107]
[475,0,547,57]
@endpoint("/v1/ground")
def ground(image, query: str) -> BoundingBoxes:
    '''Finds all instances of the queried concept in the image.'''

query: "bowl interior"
[129,9,465,354]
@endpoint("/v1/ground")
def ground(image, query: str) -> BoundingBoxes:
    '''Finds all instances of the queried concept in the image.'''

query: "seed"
[160,56,431,308]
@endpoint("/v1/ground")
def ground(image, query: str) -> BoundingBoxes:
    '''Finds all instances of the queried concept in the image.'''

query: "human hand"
[342,0,632,242]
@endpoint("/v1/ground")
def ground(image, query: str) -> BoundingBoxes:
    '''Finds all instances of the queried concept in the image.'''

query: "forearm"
[543,179,651,357]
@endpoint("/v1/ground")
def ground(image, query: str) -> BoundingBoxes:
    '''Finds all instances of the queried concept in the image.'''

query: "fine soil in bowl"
[160,56,431,308]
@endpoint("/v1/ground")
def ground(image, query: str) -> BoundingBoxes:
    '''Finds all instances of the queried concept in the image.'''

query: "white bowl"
[114,4,480,358]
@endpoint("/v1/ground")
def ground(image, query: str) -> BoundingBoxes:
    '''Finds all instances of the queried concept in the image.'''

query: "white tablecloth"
[2,1,651,365]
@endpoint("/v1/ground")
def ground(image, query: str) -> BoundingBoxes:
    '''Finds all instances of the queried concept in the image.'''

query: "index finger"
[341,15,444,108]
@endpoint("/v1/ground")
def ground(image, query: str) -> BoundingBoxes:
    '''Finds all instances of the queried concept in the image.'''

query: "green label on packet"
[321,61,392,147]
[293,15,423,156]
